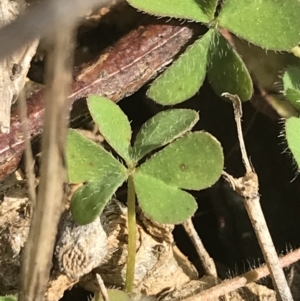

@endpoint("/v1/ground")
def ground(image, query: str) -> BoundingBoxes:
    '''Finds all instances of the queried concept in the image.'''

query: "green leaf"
[0,296,17,301]
[285,117,300,169]
[66,129,127,183]
[147,30,214,105]
[283,67,300,111]
[87,95,132,162]
[218,0,300,50]
[132,109,199,161]
[126,0,218,23]
[138,131,223,190]
[71,175,126,225]
[208,31,253,101]
[133,172,197,224]
[93,289,130,301]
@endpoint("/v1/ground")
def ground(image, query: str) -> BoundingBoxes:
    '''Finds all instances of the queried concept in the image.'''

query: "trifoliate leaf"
[127,0,218,23]
[285,117,300,169]
[133,172,197,224]
[132,109,199,161]
[87,95,132,162]
[283,67,300,111]
[218,0,300,50]
[208,31,253,101]
[138,131,223,190]
[147,30,214,105]
[66,129,127,183]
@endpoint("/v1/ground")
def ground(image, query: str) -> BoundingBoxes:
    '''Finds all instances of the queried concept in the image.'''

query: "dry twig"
[184,248,300,301]
[18,91,36,212]
[183,218,217,277]
[18,10,76,301]
[221,92,293,301]
[95,274,111,301]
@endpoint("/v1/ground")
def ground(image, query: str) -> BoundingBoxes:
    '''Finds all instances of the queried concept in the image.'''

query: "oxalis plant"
[126,0,300,105]
[282,66,300,171]
[66,95,224,294]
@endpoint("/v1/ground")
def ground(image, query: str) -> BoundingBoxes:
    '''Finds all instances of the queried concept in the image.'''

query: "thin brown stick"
[223,93,252,172]
[182,218,217,277]
[183,247,300,301]
[95,274,111,301]
[17,91,36,212]
[222,93,293,301]
[226,109,258,162]
[18,18,75,301]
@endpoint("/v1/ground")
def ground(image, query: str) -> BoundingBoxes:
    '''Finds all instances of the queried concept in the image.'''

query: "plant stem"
[125,174,137,293]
